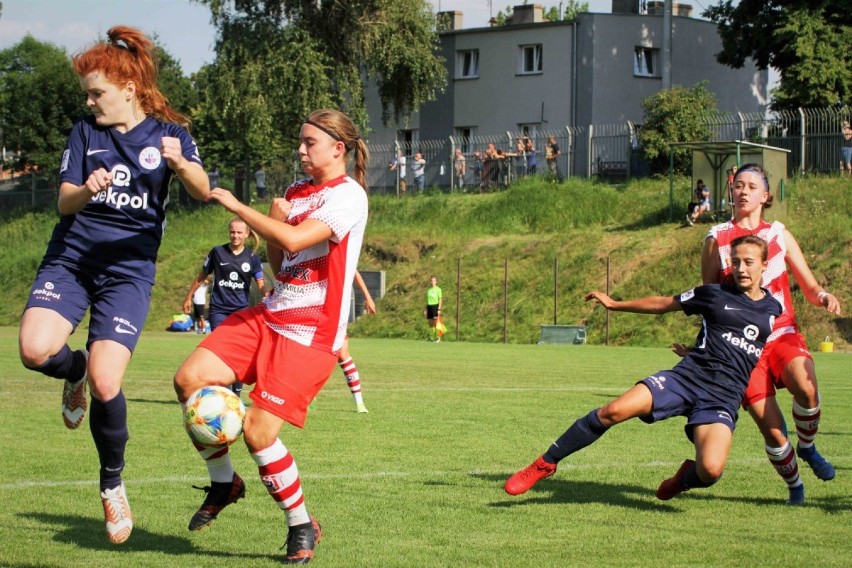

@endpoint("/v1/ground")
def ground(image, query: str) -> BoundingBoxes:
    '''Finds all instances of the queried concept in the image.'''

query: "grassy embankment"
[2,175,849,349]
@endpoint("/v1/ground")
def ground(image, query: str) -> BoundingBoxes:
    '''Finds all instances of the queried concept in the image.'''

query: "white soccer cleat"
[101,482,134,544]
[62,349,88,429]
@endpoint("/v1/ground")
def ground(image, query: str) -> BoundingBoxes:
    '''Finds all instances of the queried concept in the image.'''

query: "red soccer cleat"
[505,456,557,495]
[656,459,695,500]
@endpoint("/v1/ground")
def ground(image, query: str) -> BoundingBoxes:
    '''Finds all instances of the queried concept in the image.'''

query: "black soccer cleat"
[188,473,246,531]
[282,516,322,564]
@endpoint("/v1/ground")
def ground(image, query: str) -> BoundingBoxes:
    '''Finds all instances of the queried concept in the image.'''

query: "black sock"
[682,463,717,489]
[544,409,610,464]
[90,392,129,491]
[31,345,86,382]
[232,381,243,396]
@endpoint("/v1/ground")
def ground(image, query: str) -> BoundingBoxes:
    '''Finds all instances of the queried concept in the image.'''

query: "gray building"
[365,3,769,147]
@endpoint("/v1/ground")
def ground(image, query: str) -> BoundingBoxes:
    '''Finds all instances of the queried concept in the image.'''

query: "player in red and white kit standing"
[174,108,369,564]
[701,163,841,505]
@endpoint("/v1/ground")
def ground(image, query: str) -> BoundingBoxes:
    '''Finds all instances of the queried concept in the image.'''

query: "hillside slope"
[2,176,849,350]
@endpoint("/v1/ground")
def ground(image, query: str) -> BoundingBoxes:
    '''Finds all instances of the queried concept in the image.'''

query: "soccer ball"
[184,386,246,447]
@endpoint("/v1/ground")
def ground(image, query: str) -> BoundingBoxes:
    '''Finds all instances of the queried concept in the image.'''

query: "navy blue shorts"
[208,310,234,331]
[25,262,151,352]
[638,370,739,442]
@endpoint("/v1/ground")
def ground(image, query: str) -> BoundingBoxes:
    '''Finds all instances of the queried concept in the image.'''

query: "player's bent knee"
[19,344,51,370]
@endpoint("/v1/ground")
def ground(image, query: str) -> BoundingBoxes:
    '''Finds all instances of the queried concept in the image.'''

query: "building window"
[457,50,479,79]
[633,47,659,77]
[519,44,543,75]
[456,127,474,153]
[397,129,419,154]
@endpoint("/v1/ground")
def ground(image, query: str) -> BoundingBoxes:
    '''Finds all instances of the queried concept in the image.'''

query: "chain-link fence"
[5,106,849,211]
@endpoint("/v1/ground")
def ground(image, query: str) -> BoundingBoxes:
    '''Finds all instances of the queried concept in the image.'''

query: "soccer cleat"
[283,516,322,564]
[786,484,805,506]
[686,214,694,226]
[62,349,88,429]
[504,456,557,495]
[356,403,369,414]
[656,459,694,500]
[188,473,246,531]
[797,444,836,481]
[101,482,134,544]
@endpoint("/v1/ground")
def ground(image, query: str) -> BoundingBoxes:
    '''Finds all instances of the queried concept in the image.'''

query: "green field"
[1,328,850,567]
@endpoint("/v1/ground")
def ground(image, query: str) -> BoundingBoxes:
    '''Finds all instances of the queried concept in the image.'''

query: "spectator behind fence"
[686,179,711,226]
[453,149,466,190]
[389,150,407,193]
[471,151,484,189]
[254,164,267,201]
[208,164,220,189]
[546,136,563,182]
[483,143,499,189]
[524,136,537,176]
[411,152,426,191]
[841,121,852,176]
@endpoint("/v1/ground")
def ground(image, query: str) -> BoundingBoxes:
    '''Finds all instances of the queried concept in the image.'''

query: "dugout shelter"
[668,141,790,222]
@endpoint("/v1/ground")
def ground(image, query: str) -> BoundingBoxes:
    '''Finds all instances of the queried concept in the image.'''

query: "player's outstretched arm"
[585,291,679,314]
[208,189,332,254]
[782,229,842,315]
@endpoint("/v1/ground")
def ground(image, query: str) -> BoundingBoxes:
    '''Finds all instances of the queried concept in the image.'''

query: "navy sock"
[90,392,129,491]
[682,463,718,489]
[31,345,86,382]
[544,409,610,464]
[232,381,243,396]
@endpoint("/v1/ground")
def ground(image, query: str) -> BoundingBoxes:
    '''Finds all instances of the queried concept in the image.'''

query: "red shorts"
[199,306,337,428]
[742,332,813,407]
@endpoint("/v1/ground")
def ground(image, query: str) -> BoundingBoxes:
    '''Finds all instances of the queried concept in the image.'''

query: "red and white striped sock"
[252,439,310,526]
[194,441,235,483]
[792,400,820,448]
[340,357,364,405]
[765,441,802,488]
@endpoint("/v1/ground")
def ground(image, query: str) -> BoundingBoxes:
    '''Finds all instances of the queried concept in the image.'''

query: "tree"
[544,0,589,22]
[198,0,446,127]
[704,1,852,110]
[0,36,86,172]
[637,83,719,175]
[154,40,198,118]
[192,0,446,190]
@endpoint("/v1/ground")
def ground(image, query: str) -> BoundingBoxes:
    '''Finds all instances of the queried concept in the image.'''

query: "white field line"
[3,456,845,491]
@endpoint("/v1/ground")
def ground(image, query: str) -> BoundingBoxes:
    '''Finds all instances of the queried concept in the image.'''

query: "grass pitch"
[0,327,850,567]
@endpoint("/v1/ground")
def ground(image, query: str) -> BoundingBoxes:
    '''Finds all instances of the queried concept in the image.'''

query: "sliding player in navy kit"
[183,217,265,397]
[505,236,782,502]
[18,26,209,544]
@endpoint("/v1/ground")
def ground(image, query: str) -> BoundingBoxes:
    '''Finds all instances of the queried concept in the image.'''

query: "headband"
[305,119,342,142]
[738,168,769,192]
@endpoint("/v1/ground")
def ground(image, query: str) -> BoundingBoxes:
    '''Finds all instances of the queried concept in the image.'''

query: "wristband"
[817,291,829,302]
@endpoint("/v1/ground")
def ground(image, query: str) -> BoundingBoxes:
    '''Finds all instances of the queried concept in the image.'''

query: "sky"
[0,0,617,75]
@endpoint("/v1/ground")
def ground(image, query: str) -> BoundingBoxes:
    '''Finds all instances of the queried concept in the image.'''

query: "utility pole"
[662,0,672,89]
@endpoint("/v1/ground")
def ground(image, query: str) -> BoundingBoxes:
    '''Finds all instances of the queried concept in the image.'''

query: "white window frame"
[633,46,659,77]
[518,44,543,75]
[456,49,480,79]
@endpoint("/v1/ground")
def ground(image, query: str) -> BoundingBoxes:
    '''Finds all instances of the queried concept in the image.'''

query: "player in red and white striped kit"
[701,163,841,505]
[174,109,369,564]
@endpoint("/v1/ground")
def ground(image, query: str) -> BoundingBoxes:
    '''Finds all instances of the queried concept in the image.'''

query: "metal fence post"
[798,107,806,174]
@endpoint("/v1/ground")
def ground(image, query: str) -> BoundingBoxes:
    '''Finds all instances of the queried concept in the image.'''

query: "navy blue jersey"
[673,284,782,402]
[202,244,263,316]
[47,115,202,284]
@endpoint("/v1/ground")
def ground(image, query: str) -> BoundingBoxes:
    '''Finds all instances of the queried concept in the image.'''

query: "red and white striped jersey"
[707,219,797,339]
[262,175,368,353]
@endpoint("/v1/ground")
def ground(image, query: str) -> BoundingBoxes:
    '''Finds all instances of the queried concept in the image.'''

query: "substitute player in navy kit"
[505,235,782,501]
[183,217,265,397]
[18,26,209,544]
